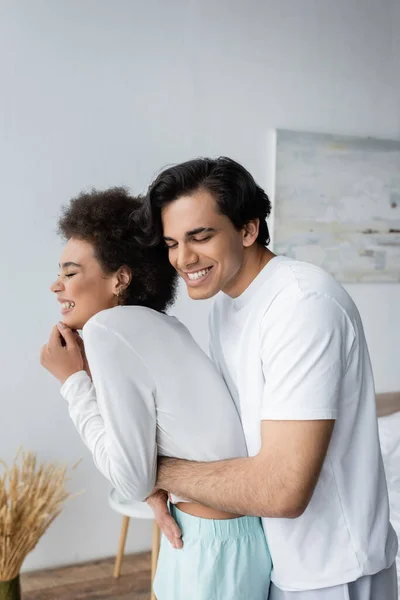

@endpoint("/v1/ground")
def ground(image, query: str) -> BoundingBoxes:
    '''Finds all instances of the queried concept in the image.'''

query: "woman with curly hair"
[40,187,271,600]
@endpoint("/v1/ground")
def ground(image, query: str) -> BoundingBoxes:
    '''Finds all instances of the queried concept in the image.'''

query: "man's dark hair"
[58,187,177,312]
[146,157,272,246]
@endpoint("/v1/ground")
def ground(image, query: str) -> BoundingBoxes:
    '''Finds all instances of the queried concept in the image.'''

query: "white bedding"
[378,411,400,596]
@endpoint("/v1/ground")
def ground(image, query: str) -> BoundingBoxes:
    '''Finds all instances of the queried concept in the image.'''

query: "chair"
[109,488,161,600]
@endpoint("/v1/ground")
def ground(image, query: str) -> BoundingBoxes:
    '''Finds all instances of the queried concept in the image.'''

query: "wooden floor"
[21,552,152,600]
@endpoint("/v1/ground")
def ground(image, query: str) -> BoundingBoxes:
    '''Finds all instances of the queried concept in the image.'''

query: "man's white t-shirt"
[209,255,398,591]
[60,305,247,502]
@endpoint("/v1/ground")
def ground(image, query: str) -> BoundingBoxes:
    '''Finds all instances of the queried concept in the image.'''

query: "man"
[145,157,398,599]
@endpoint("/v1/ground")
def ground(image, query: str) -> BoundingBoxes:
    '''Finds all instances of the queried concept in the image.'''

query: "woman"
[41,187,271,600]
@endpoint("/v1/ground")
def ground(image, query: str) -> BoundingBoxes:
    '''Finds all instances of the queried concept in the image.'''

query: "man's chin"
[186,285,217,301]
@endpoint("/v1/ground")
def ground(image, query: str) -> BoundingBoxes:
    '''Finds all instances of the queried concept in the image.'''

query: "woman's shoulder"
[83,305,182,338]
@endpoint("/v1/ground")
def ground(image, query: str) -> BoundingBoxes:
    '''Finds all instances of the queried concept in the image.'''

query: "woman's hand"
[73,330,92,380]
[41,323,85,384]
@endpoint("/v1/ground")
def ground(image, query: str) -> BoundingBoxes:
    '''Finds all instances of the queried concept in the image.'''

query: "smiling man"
[145,157,398,600]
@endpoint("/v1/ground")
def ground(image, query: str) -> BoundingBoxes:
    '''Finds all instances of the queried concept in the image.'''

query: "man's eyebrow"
[163,227,216,241]
[186,227,216,237]
[59,262,82,269]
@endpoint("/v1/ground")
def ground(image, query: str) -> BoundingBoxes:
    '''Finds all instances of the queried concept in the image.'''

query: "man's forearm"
[157,455,289,517]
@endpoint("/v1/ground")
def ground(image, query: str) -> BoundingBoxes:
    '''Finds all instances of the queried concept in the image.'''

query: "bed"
[377,392,400,596]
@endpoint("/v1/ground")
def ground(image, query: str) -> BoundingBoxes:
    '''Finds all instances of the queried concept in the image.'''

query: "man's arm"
[157,418,334,517]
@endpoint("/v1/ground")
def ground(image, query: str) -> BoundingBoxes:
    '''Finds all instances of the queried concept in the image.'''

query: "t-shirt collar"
[228,255,285,311]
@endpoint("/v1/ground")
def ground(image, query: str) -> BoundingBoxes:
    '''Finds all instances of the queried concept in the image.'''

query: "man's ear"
[242,219,259,247]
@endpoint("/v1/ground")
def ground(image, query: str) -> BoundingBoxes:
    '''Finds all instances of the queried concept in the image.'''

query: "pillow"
[378,412,400,597]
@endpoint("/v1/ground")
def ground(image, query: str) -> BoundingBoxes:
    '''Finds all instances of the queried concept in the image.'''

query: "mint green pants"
[153,504,272,600]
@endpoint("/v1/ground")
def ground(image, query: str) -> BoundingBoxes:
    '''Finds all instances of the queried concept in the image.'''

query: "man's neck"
[224,247,276,299]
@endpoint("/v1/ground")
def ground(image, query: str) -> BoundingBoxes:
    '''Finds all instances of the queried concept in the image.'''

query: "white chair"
[109,488,161,600]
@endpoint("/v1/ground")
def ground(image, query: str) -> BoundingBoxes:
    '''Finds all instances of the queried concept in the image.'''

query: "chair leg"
[150,521,161,600]
[114,515,130,579]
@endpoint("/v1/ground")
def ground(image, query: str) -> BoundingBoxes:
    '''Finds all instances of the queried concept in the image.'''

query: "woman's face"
[51,238,120,330]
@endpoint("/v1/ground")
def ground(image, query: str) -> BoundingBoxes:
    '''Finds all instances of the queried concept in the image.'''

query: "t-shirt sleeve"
[61,318,157,501]
[260,293,355,420]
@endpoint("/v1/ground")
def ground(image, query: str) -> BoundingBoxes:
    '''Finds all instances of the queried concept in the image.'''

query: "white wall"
[0,0,399,571]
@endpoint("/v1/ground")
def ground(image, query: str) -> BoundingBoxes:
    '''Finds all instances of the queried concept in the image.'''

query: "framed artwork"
[273,129,400,282]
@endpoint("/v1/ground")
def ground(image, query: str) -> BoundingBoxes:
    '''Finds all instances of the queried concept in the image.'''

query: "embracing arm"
[157,419,334,517]
[61,319,157,501]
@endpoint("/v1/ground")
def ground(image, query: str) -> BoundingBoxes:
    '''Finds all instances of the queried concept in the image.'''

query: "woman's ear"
[115,265,132,296]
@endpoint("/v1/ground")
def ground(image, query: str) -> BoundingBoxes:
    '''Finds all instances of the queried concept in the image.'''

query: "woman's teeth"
[187,268,211,281]
[62,301,75,309]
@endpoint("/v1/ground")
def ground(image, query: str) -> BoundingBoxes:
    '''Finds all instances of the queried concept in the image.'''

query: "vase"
[0,576,21,600]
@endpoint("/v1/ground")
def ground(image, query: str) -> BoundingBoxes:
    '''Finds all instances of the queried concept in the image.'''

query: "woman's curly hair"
[58,187,178,312]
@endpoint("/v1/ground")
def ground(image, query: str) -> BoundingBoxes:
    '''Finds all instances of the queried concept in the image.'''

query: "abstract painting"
[273,130,400,282]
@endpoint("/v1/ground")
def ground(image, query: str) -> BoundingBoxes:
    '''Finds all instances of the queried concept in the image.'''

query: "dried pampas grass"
[0,449,80,582]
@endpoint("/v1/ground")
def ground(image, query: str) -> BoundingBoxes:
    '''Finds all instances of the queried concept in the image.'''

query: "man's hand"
[41,323,84,384]
[146,490,183,549]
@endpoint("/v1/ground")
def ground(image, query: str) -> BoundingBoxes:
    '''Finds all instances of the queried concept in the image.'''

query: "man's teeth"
[62,301,75,309]
[187,268,211,281]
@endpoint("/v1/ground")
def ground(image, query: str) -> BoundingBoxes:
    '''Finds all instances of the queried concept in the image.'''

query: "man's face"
[161,189,248,299]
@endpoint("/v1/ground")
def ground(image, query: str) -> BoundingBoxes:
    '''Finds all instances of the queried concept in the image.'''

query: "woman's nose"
[50,277,64,293]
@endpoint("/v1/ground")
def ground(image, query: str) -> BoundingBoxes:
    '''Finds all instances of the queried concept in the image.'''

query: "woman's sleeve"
[60,319,157,501]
